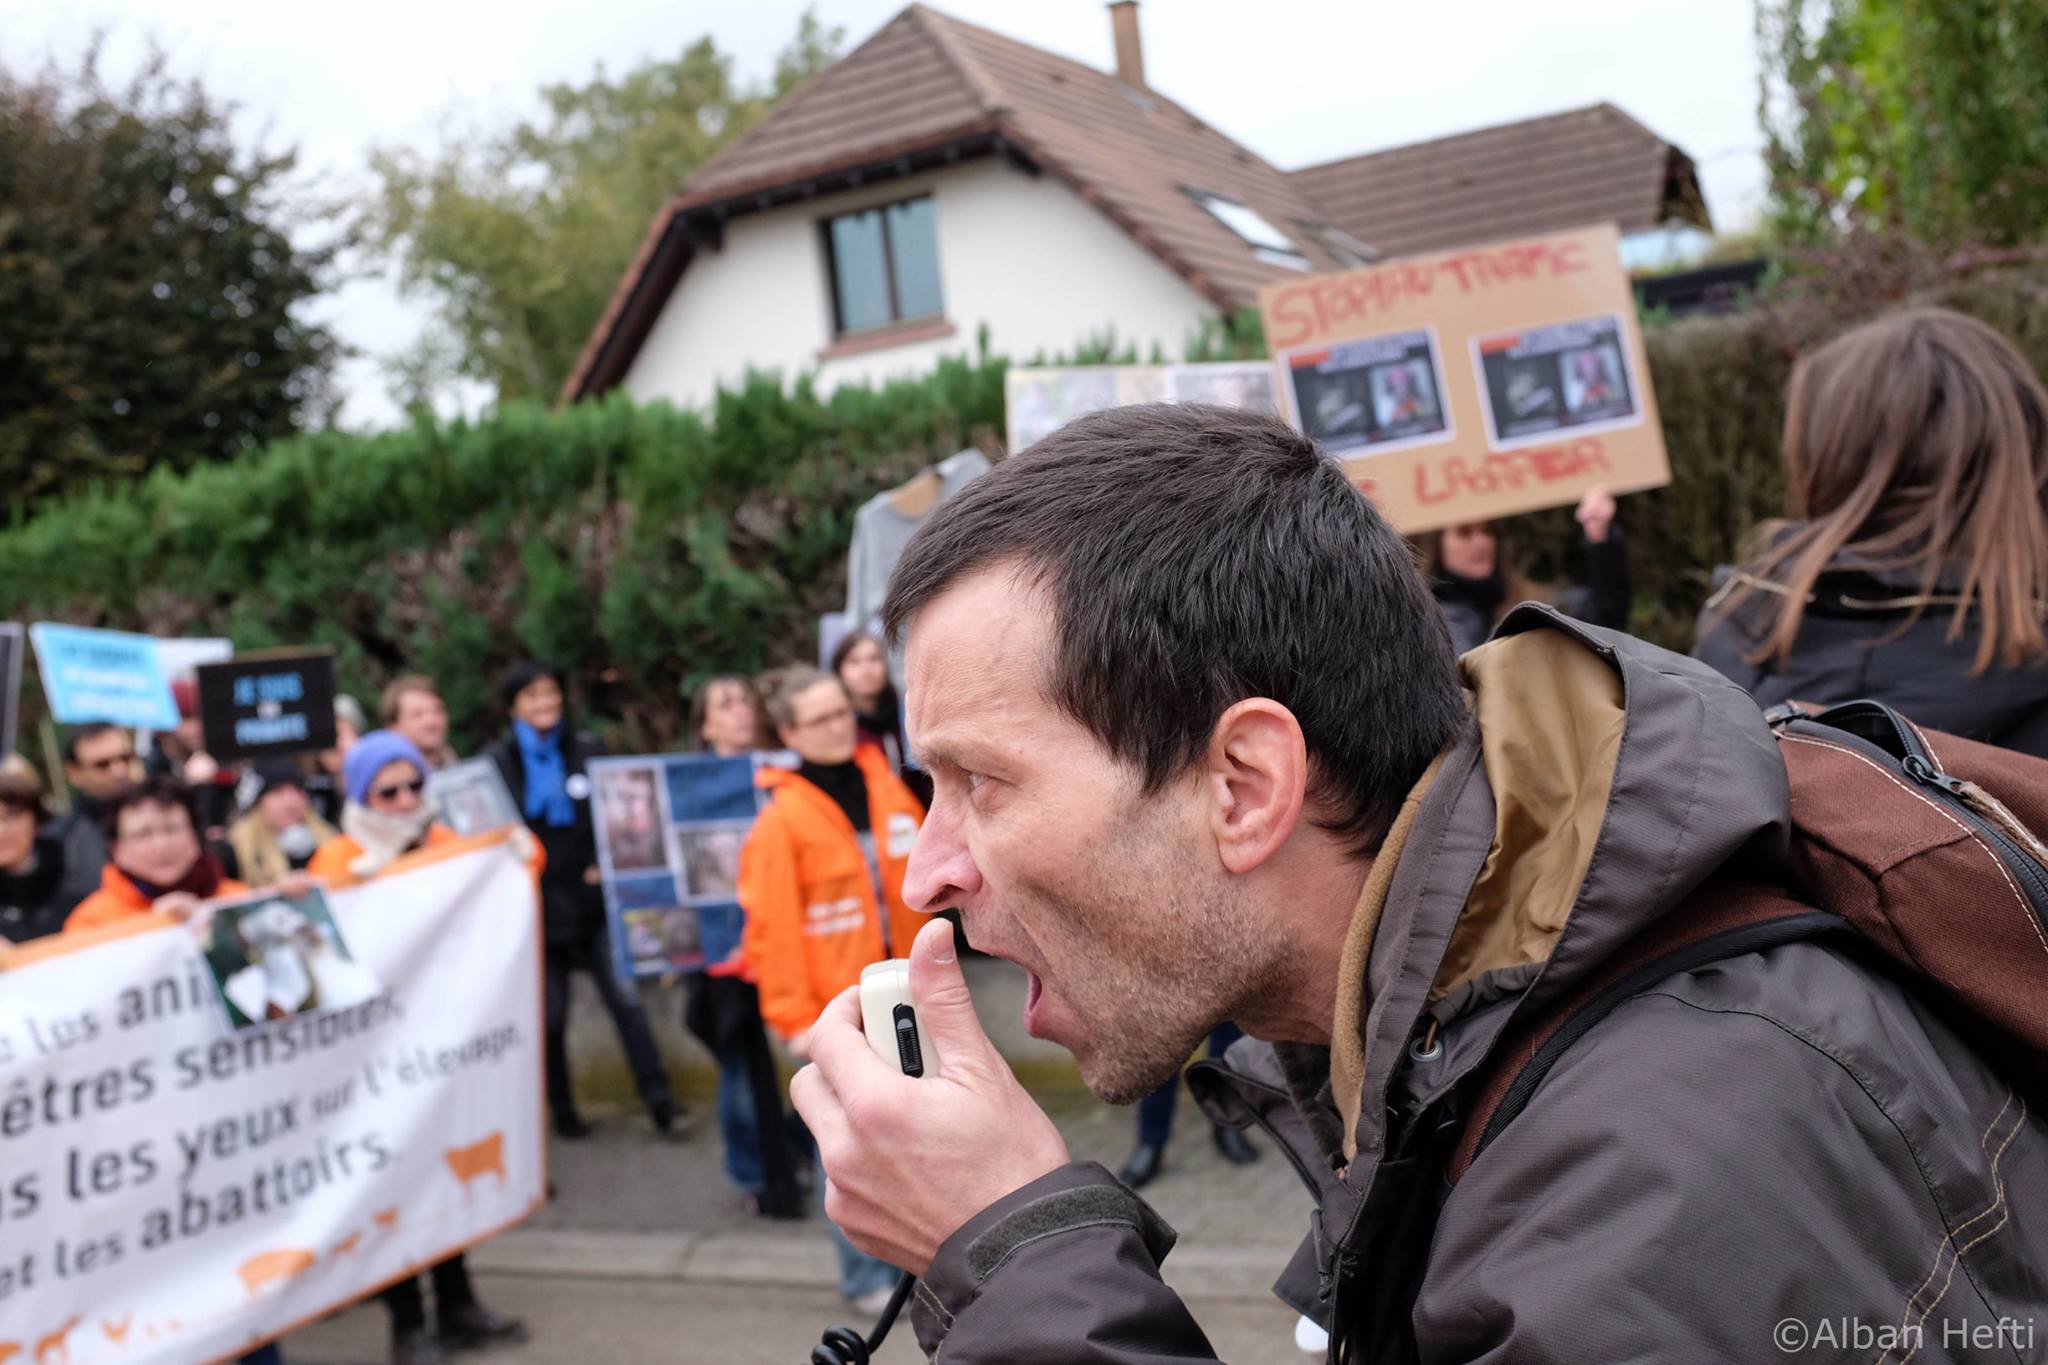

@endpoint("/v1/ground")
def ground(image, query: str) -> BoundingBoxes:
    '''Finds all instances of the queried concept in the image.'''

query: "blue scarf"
[516,720,575,827]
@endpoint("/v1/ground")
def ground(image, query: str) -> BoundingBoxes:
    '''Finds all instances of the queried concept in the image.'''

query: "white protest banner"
[0,833,544,1363]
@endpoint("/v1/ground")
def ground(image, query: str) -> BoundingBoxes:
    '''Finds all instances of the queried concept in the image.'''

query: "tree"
[1759,0,2048,248]
[363,13,841,408]
[0,45,342,508]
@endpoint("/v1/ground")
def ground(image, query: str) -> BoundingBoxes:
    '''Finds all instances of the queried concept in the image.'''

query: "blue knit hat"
[343,730,429,805]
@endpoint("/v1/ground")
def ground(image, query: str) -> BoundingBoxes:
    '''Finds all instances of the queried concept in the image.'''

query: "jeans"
[240,1348,284,1365]
[717,1058,763,1192]
[544,924,672,1121]
[819,1152,899,1300]
[1135,1022,1243,1148]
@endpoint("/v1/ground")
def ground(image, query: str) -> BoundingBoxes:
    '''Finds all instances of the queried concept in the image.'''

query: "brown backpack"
[1451,697,2048,1180]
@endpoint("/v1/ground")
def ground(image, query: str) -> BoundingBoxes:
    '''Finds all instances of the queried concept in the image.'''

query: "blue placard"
[29,623,180,729]
[590,751,790,980]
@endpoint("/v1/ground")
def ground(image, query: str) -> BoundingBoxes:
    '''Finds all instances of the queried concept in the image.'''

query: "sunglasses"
[79,754,135,772]
[371,778,427,802]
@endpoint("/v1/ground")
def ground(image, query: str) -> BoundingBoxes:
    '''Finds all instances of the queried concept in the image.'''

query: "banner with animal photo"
[0,834,544,1364]
[1258,223,1670,532]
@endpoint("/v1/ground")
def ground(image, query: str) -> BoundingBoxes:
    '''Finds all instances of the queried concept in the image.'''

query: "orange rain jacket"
[739,744,930,1040]
[307,824,545,889]
[65,863,251,932]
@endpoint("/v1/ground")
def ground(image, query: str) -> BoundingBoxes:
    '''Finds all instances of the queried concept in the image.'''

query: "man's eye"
[965,771,988,792]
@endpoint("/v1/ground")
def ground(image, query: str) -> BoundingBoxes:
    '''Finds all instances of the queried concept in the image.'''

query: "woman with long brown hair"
[1694,308,2048,754]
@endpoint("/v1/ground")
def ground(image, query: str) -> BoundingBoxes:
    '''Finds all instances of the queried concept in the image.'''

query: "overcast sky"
[10,0,1766,431]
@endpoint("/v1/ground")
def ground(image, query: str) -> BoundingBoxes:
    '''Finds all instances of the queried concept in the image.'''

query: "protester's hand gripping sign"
[1259,222,1671,533]
[0,834,544,1363]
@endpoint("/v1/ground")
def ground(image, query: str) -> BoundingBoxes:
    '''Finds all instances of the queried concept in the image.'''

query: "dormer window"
[1188,190,1308,270]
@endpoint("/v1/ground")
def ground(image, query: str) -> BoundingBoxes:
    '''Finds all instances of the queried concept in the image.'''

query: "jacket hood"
[1338,604,1789,1158]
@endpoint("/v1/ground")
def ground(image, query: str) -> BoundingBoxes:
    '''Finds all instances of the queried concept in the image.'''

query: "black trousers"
[380,1253,474,1332]
[544,924,671,1121]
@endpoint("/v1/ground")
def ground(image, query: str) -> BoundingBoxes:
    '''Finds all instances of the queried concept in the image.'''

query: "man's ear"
[1204,699,1309,875]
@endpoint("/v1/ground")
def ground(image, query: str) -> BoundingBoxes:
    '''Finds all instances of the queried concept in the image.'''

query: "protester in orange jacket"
[308,729,530,1365]
[738,666,929,1314]
[740,668,930,1048]
[66,775,252,932]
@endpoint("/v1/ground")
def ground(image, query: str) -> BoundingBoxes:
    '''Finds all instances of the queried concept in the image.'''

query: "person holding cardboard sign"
[1419,484,1631,654]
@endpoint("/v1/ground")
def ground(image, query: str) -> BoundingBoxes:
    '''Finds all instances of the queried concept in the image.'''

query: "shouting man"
[790,404,2048,1362]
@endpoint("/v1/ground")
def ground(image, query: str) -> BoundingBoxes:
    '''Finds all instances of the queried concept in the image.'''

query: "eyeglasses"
[794,705,853,731]
[118,823,194,844]
[77,753,136,772]
[371,778,427,802]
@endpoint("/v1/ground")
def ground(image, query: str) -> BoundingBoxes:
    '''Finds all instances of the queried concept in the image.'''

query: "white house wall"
[621,158,1219,412]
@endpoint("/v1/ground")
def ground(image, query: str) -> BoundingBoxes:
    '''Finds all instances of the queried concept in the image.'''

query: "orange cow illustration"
[373,1207,400,1232]
[237,1248,317,1299]
[443,1132,506,1197]
[330,1231,362,1259]
[0,1342,21,1364]
[100,1316,131,1344]
[33,1318,79,1365]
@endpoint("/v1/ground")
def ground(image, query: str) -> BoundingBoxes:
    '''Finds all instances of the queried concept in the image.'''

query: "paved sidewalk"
[284,956,1315,1360]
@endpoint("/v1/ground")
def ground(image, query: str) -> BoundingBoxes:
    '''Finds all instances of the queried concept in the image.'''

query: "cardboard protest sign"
[1259,223,1669,533]
[589,751,794,979]
[1005,361,1278,453]
[0,834,544,1364]
[195,651,338,761]
[0,623,23,757]
[28,624,181,730]
[426,758,522,838]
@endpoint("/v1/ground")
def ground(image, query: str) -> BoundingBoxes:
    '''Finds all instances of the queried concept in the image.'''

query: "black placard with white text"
[195,651,337,760]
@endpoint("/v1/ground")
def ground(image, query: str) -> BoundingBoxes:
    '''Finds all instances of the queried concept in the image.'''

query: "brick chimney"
[1109,2,1145,88]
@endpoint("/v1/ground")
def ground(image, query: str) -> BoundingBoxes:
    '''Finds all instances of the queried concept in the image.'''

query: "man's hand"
[155,892,202,923]
[1575,485,1618,544]
[791,920,1069,1276]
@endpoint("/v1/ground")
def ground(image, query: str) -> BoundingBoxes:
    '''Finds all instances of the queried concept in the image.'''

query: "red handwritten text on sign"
[1413,437,1613,508]
[1266,241,1591,350]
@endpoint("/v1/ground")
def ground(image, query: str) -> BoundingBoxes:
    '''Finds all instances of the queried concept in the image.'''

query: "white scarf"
[340,799,439,879]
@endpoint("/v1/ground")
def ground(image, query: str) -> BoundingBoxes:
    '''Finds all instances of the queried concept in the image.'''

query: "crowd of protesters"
[3,304,2048,1358]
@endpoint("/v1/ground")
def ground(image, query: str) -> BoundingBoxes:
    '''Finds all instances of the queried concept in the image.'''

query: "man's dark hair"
[102,775,199,842]
[61,721,128,766]
[882,404,1464,851]
[0,770,48,825]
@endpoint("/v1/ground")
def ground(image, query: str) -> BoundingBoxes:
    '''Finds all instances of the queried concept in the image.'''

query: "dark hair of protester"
[1713,308,2048,675]
[61,721,123,766]
[101,775,201,841]
[882,402,1465,850]
[497,658,561,712]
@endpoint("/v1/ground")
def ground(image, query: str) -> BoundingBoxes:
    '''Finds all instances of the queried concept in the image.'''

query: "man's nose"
[902,799,980,913]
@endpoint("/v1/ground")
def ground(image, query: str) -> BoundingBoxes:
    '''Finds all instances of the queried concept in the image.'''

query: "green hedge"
[7,284,2048,753]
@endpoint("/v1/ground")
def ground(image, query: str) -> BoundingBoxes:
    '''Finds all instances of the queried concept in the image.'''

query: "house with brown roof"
[565,3,1711,411]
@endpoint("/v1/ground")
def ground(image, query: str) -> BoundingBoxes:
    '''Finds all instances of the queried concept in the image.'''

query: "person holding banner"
[64,775,251,931]
[227,761,339,887]
[683,675,806,1220]
[486,660,678,1140]
[308,729,532,1365]
[0,766,77,941]
[740,666,931,1313]
[46,721,139,909]
[1419,485,1630,654]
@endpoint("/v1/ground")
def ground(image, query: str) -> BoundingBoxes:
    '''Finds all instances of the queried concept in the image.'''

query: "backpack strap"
[1447,882,1846,1183]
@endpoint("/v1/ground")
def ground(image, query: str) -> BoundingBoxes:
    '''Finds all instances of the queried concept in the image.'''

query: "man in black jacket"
[790,404,2048,1363]
[44,722,138,910]
[488,660,676,1140]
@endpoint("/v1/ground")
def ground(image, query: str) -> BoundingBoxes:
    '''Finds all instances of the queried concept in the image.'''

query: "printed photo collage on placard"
[1278,313,1642,459]
[591,751,792,978]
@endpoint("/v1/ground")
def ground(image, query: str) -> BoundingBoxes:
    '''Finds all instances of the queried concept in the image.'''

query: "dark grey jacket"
[909,608,2048,1363]
[1694,557,2048,757]
[44,795,109,915]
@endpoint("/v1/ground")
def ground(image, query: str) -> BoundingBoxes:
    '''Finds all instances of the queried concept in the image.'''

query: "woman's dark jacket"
[0,833,74,943]
[1693,551,2048,757]
[1436,529,1631,655]
[488,727,609,946]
